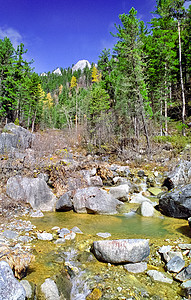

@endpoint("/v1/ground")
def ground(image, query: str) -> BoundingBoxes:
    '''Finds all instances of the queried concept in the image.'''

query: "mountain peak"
[72,60,91,72]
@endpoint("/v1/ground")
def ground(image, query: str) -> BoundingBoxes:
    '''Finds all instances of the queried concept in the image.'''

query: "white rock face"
[40,72,47,76]
[72,60,91,72]
[53,67,62,75]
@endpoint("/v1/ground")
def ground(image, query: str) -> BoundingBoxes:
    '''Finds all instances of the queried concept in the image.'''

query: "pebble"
[96,232,111,238]
[37,232,53,241]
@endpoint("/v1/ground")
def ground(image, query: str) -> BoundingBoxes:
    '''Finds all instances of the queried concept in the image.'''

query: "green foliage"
[153,134,191,152]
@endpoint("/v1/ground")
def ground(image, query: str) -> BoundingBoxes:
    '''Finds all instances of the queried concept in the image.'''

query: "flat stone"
[30,210,44,218]
[148,187,163,196]
[71,226,83,234]
[96,232,111,238]
[3,230,18,240]
[163,251,183,263]
[147,270,173,284]
[37,232,53,241]
[166,256,185,273]
[124,262,147,273]
[178,244,191,250]
[175,264,191,282]
[158,245,172,254]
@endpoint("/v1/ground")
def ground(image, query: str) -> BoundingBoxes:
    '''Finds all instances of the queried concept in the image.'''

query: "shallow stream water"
[24,205,191,299]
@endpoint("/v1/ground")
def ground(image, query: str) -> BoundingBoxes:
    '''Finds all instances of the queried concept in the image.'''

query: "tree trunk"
[31,110,36,133]
[178,20,186,136]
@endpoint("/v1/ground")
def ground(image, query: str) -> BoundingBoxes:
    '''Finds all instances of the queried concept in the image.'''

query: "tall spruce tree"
[112,8,151,151]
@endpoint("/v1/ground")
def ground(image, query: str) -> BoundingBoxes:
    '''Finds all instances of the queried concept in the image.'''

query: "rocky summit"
[72,59,91,72]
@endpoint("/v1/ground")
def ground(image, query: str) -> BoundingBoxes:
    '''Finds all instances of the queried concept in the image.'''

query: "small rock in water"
[137,201,154,217]
[166,256,185,273]
[21,280,33,299]
[181,280,191,298]
[65,231,76,240]
[175,264,191,282]
[158,245,172,254]
[124,262,147,273]
[58,228,70,238]
[96,232,111,238]
[30,210,44,218]
[178,244,191,250]
[147,270,173,284]
[41,278,60,300]
[71,226,83,234]
[37,232,53,241]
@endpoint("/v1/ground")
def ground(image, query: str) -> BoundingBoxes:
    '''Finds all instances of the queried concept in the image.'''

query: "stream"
[23,205,191,300]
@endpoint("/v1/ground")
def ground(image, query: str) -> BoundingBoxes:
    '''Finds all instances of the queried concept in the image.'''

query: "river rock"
[163,160,191,190]
[124,262,147,273]
[20,280,33,299]
[6,175,56,211]
[0,123,33,154]
[175,264,191,281]
[72,187,122,214]
[159,184,191,218]
[71,226,83,234]
[147,270,173,284]
[30,210,44,217]
[96,232,111,238]
[137,201,154,217]
[56,191,73,211]
[166,256,185,273]
[109,184,130,201]
[37,232,53,240]
[130,193,153,204]
[0,260,26,299]
[163,251,183,263]
[41,278,60,300]
[92,239,150,263]
[181,280,191,297]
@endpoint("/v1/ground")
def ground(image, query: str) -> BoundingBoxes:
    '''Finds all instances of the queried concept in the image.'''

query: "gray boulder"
[56,191,73,211]
[0,260,26,300]
[6,175,56,211]
[109,184,130,201]
[0,123,33,153]
[163,160,191,190]
[159,183,191,218]
[72,187,122,214]
[92,239,150,263]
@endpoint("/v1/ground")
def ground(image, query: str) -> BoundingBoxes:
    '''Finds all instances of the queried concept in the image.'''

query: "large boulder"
[163,160,191,190]
[0,123,33,153]
[72,187,122,214]
[92,239,150,263]
[159,183,191,218]
[109,184,130,201]
[56,191,73,211]
[6,176,56,211]
[0,260,26,300]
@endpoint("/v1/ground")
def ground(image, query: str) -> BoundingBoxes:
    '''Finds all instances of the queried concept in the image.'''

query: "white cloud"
[0,27,22,48]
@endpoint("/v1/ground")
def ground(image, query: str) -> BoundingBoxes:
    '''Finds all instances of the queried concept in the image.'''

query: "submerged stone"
[124,262,147,273]
[147,270,173,284]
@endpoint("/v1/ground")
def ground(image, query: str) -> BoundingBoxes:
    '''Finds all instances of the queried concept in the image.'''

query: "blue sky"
[0,0,187,74]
